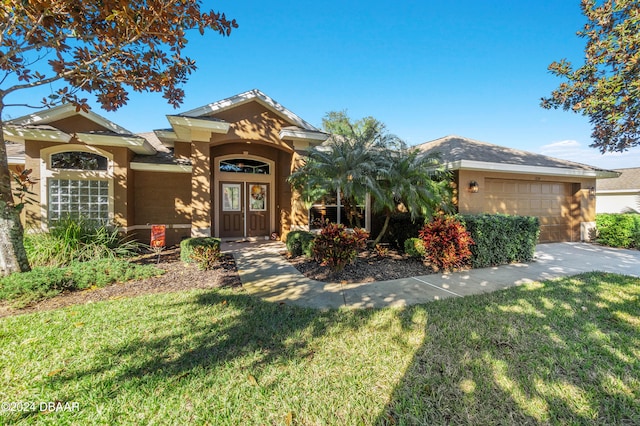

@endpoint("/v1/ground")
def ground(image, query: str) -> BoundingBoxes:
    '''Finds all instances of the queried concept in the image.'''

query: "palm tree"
[289,132,387,227]
[289,111,453,240]
[371,148,453,245]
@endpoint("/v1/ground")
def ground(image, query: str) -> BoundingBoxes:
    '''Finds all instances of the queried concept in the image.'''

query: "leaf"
[247,374,258,386]
[47,369,63,377]
[285,411,294,425]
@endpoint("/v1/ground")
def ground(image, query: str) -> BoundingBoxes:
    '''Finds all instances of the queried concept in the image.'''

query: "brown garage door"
[483,179,577,243]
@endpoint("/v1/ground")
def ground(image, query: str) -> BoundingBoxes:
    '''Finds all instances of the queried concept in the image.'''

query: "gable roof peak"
[180,89,321,132]
[6,103,132,135]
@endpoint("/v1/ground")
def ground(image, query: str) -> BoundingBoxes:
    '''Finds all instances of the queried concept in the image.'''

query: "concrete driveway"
[223,241,640,309]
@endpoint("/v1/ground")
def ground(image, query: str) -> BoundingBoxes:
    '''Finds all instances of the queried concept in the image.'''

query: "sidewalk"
[221,240,640,309]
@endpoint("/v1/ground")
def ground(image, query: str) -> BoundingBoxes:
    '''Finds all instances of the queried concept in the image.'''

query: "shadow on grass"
[12,288,420,423]
[377,272,640,425]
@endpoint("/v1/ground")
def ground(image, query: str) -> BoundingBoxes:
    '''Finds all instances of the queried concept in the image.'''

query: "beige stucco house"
[417,136,618,243]
[2,90,618,245]
[596,167,640,214]
[4,90,328,245]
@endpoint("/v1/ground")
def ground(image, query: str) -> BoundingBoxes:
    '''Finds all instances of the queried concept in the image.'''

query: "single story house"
[417,136,618,243]
[3,89,328,245]
[2,90,618,245]
[596,167,640,214]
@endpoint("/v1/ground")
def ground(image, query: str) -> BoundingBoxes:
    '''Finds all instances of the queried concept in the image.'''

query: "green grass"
[1,272,638,425]
[0,259,164,307]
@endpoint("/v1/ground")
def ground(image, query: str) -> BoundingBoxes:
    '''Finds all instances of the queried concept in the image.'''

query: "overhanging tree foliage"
[0,1,237,275]
[541,0,640,153]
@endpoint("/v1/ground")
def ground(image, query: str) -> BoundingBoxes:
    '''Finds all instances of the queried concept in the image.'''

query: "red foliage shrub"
[419,216,474,272]
[312,223,369,272]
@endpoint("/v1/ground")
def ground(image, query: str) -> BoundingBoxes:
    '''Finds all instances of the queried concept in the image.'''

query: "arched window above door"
[219,158,270,174]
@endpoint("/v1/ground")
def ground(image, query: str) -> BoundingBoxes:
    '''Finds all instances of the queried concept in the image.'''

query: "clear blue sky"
[6,0,640,169]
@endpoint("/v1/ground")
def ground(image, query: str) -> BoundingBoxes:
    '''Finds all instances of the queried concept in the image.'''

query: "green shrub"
[460,214,540,268]
[190,245,222,270]
[404,237,426,258]
[385,212,425,248]
[596,213,640,248]
[419,216,473,272]
[312,223,369,272]
[286,230,315,258]
[0,259,163,306]
[24,217,141,267]
[180,237,221,263]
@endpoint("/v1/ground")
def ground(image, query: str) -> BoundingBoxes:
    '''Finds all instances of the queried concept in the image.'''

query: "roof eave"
[166,115,231,141]
[154,129,178,148]
[130,162,192,173]
[3,126,72,144]
[8,156,25,165]
[76,132,157,155]
[447,160,619,178]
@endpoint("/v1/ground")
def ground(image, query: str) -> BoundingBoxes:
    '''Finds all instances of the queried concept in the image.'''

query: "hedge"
[180,237,222,263]
[595,213,640,248]
[285,230,315,258]
[460,214,539,268]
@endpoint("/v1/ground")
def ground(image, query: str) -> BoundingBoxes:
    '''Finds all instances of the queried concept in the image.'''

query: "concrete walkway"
[221,241,640,309]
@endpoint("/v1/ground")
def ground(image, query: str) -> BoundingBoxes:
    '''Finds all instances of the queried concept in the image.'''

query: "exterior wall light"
[589,186,596,198]
[469,180,479,193]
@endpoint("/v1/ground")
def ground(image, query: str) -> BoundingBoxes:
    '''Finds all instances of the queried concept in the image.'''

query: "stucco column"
[191,141,211,237]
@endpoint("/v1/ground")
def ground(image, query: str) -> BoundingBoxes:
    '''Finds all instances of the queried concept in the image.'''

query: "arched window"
[51,151,108,170]
[219,158,270,174]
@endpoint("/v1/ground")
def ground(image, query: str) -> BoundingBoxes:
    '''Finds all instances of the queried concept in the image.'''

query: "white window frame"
[39,144,114,230]
[309,189,371,231]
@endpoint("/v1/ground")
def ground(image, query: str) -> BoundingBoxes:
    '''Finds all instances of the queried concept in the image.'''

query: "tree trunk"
[0,201,30,275]
[372,211,391,246]
[0,106,31,275]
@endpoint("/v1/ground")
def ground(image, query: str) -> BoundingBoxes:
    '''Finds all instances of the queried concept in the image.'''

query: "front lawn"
[1,272,638,424]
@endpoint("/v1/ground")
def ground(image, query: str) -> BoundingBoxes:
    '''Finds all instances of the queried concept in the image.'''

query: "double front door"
[219,182,269,239]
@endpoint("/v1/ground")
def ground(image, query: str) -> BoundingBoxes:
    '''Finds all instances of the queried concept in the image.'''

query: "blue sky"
[5,0,640,169]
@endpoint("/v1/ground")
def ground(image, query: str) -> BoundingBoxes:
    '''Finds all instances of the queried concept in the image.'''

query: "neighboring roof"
[597,167,640,191]
[417,135,619,178]
[6,142,25,164]
[180,89,323,132]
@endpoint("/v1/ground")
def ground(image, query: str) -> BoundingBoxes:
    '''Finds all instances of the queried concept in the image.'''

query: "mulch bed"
[286,248,434,283]
[0,246,436,318]
[0,247,242,319]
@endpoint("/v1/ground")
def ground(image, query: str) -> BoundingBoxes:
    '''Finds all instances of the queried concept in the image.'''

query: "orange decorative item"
[150,225,166,249]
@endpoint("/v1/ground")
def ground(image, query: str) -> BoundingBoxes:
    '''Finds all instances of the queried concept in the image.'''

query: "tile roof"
[597,167,640,191]
[416,135,612,172]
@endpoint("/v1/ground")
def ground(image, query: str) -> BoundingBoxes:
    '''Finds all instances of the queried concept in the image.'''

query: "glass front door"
[219,182,269,238]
